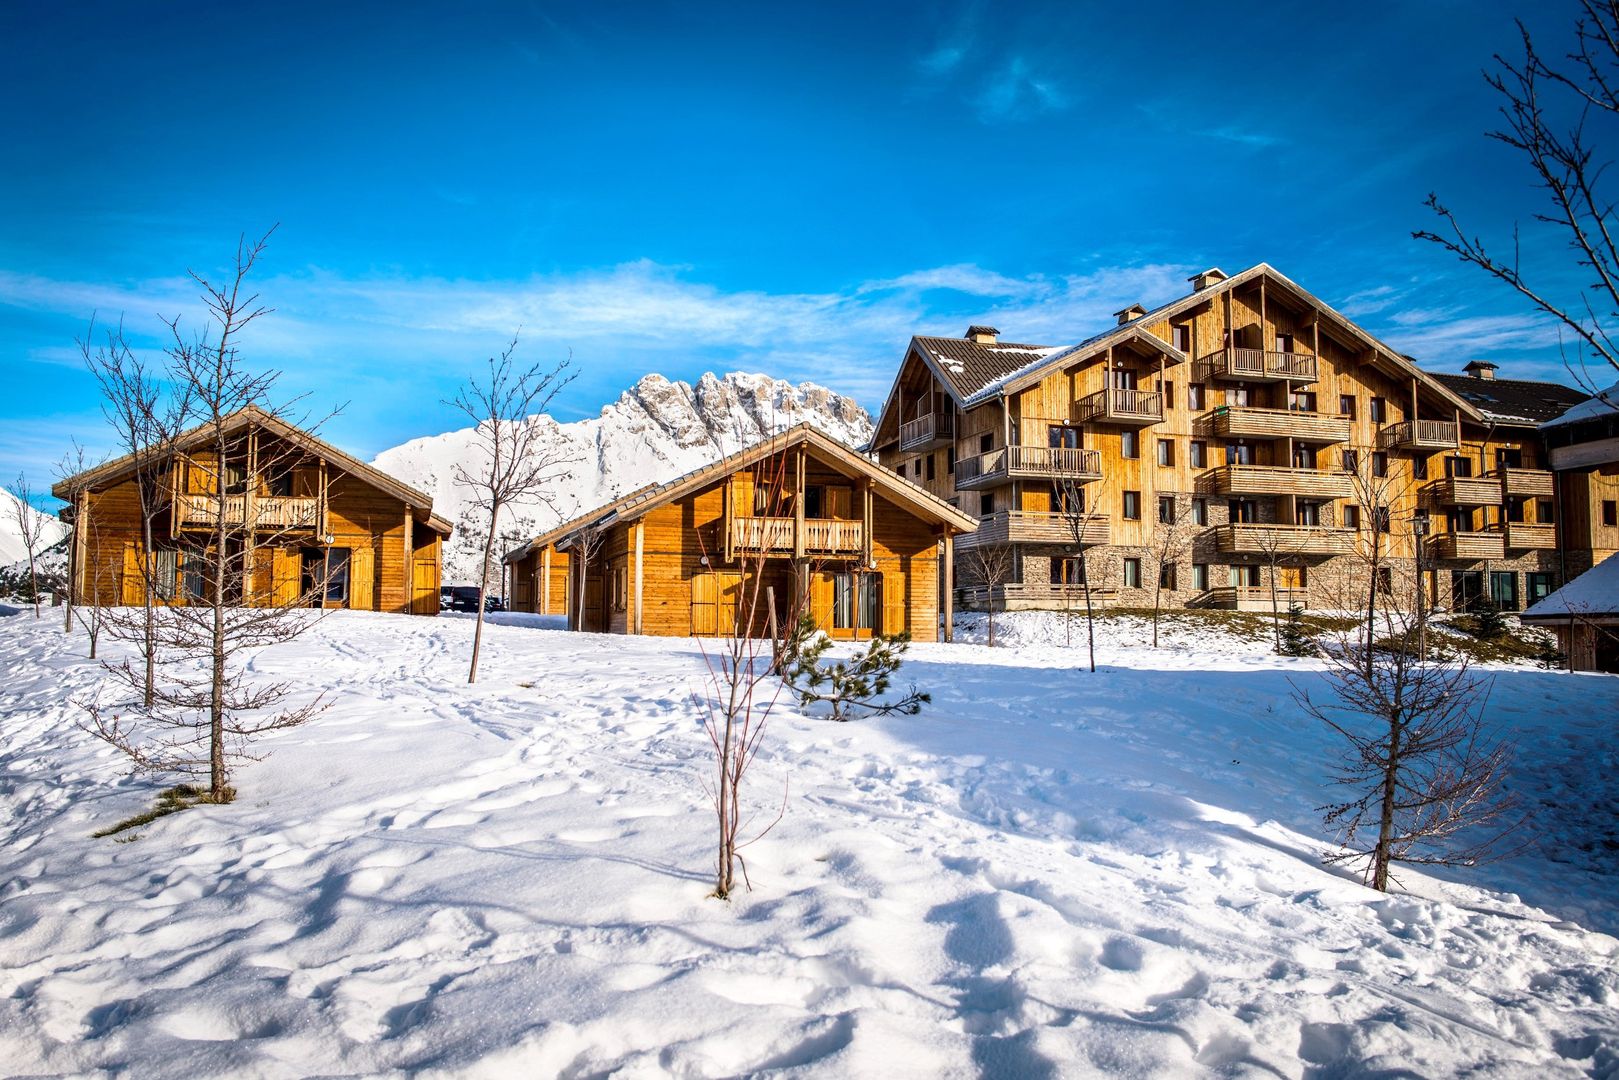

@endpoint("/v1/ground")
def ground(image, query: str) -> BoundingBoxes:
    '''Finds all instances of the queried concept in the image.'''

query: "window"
[1172,324,1191,353]
[1188,383,1206,410]
[1161,381,1175,410]
[1292,445,1314,469]
[1339,395,1357,420]
[222,462,247,495]
[833,573,856,628]
[266,467,294,497]
[1158,495,1177,524]
[1229,385,1252,407]
[914,459,923,477]
[1055,484,1085,516]
[1228,442,1255,466]
[1370,397,1386,424]
[1192,498,1208,525]
[1123,491,1141,520]
[980,434,994,453]
[1121,431,1140,459]
[1230,564,1260,587]
[1297,500,1321,527]
[804,485,826,517]
[1289,390,1316,413]
[1109,368,1140,390]
[1276,333,1295,353]
[979,492,995,516]
[1156,438,1175,467]
[1376,567,1394,596]
[834,573,883,630]
[153,548,179,601]
[947,447,956,475]
[1229,498,1258,523]
[305,547,351,605]
[1159,563,1177,590]
[1507,496,1527,524]
[1452,570,1485,610]
[1049,425,1079,449]
[1192,563,1208,591]
[1372,452,1388,478]
[1374,505,1391,533]
[1051,556,1083,585]
[1123,558,1142,588]
[1190,440,1207,468]
[1605,500,1618,527]
[1490,571,1519,612]
[1412,455,1428,480]
[1528,572,1556,605]
[1342,449,1360,472]
[926,455,936,481]
[1495,447,1523,470]
[1343,504,1361,529]
[1538,498,1556,524]
[1446,456,1473,478]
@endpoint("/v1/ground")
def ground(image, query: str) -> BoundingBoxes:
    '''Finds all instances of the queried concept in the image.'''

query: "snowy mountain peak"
[372,371,873,583]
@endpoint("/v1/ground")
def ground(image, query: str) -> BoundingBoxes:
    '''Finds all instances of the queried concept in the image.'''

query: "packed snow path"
[0,608,1614,1077]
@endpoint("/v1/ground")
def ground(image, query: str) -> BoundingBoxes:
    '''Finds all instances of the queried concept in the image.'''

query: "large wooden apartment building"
[868,264,1611,613]
[54,406,452,615]
[505,424,977,640]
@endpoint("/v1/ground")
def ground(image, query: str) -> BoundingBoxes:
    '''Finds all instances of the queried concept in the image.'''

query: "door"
[1451,570,1484,611]
[350,545,376,611]
[272,547,301,607]
[690,571,744,636]
[411,557,437,615]
[121,542,142,606]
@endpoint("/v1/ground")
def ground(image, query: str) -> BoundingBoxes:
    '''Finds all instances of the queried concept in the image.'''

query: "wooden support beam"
[73,490,89,609]
[942,533,954,643]
[793,449,806,559]
[632,519,645,635]
[861,481,873,567]
[541,546,551,614]
[402,506,414,613]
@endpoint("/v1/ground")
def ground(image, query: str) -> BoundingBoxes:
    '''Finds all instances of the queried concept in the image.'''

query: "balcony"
[1378,419,1458,450]
[955,446,1104,490]
[1214,523,1356,556]
[1430,531,1506,560]
[1200,586,1310,612]
[1210,406,1350,444]
[1201,348,1319,384]
[957,511,1110,550]
[1498,522,1556,550]
[729,516,865,557]
[1494,468,1554,498]
[956,582,1117,611]
[1423,475,1501,506]
[1074,388,1163,427]
[899,412,954,452]
[1211,464,1354,499]
[174,492,323,532]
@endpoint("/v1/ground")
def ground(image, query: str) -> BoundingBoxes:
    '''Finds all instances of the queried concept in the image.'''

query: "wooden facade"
[870,264,1597,615]
[53,406,451,616]
[504,425,977,641]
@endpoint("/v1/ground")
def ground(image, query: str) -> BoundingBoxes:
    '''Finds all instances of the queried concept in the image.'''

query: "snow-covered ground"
[1,608,1615,1077]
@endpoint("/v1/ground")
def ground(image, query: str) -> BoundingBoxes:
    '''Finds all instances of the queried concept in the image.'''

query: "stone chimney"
[965,325,1000,345]
[1189,268,1228,291]
[1114,303,1148,325]
[1463,359,1499,381]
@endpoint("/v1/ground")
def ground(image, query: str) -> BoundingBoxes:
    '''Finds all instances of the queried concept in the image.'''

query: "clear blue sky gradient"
[0,0,1601,495]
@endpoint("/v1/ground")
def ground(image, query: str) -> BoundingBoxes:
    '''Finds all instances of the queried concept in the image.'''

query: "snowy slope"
[0,609,1615,1076]
[373,371,873,583]
[0,487,69,568]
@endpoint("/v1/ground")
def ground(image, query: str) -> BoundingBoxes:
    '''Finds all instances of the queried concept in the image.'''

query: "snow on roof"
[1523,554,1619,619]
[1541,382,1619,430]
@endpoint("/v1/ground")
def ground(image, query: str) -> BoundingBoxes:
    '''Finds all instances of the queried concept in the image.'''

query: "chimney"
[1463,359,1499,381]
[965,324,1000,345]
[1189,267,1228,291]
[1114,303,1148,325]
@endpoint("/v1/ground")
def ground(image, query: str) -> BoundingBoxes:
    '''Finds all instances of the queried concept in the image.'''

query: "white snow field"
[0,608,1615,1078]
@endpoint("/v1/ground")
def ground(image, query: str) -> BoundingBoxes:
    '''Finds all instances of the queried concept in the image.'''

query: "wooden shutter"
[883,563,907,635]
[272,547,302,607]
[350,545,375,611]
[691,572,717,636]
[121,542,142,606]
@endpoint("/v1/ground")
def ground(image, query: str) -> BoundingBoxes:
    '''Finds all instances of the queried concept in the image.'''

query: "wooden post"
[318,457,329,536]
[1259,278,1267,351]
[1410,376,1419,423]
[632,519,644,635]
[541,547,552,614]
[402,507,414,613]
[723,476,735,563]
[73,490,89,609]
[861,481,873,566]
[942,532,954,642]
[244,427,258,604]
[793,448,806,559]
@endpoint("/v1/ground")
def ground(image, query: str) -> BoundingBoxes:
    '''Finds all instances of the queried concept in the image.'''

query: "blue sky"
[0,1,1600,495]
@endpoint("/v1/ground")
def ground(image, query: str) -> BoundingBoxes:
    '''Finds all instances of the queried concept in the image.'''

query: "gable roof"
[1431,372,1588,427]
[1522,553,1619,620]
[871,263,1487,447]
[506,424,976,560]
[52,405,452,536]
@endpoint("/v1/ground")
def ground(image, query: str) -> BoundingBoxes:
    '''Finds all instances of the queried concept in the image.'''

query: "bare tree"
[1414,2,1619,397]
[1250,523,1310,653]
[447,335,575,683]
[6,473,48,618]
[960,541,1013,646]
[82,230,334,803]
[1056,476,1110,672]
[570,521,607,631]
[1340,452,1412,678]
[1295,609,1524,892]
[1144,496,1194,648]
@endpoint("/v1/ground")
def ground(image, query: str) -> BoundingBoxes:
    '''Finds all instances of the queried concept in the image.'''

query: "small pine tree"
[1471,601,1508,641]
[1277,604,1316,657]
[783,620,930,722]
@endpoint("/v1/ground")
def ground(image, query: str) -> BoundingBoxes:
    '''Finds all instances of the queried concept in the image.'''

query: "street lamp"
[1413,515,1430,659]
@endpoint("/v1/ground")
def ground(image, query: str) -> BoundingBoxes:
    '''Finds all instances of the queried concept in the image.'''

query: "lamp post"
[1413,516,1430,660]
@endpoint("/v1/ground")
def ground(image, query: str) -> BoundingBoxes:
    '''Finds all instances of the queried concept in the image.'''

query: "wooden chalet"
[504,424,978,641]
[870,264,1604,614]
[53,406,452,615]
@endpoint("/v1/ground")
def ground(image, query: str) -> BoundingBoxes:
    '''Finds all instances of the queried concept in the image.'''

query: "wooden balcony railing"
[1496,522,1556,550]
[729,516,865,556]
[1210,406,1350,444]
[954,446,1104,489]
[1423,475,1502,506]
[1492,468,1554,498]
[1430,531,1506,560]
[1211,464,1354,499]
[899,412,954,451]
[1378,419,1458,450]
[1202,348,1319,384]
[1200,585,1309,611]
[1214,523,1356,555]
[956,583,1118,608]
[956,511,1110,549]
[174,492,323,531]
[1074,388,1163,426]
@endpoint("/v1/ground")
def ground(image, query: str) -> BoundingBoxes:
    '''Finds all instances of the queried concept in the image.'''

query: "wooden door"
[272,547,302,607]
[411,558,437,615]
[350,545,375,611]
[691,571,743,636]
[121,542,142,606]
[809,571,835,633]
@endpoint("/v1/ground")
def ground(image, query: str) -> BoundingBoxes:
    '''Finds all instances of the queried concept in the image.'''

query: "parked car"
[445,586,505,613]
